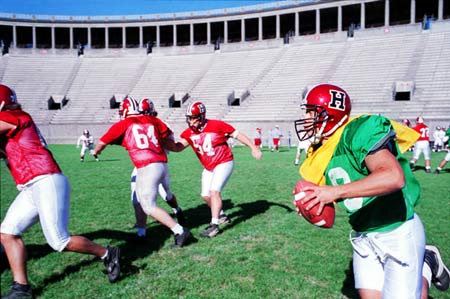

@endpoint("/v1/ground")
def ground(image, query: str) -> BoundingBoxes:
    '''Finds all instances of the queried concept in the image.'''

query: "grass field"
[1,145,449,299]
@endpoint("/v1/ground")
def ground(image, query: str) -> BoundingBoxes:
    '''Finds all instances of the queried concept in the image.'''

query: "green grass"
[1,145,449,299]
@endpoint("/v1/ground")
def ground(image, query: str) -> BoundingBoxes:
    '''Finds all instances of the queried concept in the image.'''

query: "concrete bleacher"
[1,21,449,143]
[1,55,78,124]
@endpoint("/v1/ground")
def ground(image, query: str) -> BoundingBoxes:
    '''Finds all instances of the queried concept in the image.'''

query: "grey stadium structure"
[0,0,449,144]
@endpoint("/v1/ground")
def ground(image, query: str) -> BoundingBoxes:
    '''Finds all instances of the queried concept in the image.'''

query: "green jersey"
[325,115,421,233]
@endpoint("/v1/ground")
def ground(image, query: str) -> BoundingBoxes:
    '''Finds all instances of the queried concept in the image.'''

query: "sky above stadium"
[0,0,280,16]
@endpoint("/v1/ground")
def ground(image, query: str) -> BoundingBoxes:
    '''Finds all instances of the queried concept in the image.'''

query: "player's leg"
[423,142,432,172]
[131,168,147,237]
[434,151,450,173]
[90,147,99,161]
[200,161,234,238]
[381,215,425,298]
[159,171,185,224]
[80,146,87,162]
[137,163,190,248]
[36,173,120,282]
[0,188,39,292]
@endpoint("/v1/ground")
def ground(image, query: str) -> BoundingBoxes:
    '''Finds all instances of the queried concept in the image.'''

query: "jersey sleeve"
[217,120,235,136]
[100,121,126,145]
[155,118,172,139]
[342,115,395,167]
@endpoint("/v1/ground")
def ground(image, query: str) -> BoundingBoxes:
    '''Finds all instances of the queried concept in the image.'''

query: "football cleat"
[1,281,33,299]
[104,246,121,283]
[425,168,431,173]
[434,169,441,174]
[425,245,450,291]
[172,228,191,248]
[200,224,220,238]
[219,214,232,225]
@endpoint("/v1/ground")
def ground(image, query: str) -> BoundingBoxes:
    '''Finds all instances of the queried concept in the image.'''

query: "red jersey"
[100,115,171,168]
[412,123,430,141]
[180,119,235,171]
[0,110,61,186]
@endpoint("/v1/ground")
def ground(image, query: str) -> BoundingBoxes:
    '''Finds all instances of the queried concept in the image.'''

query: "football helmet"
[0,84,17,112]
[119,96,139,119]
[294,83,351,144]
[83,129,90,136]
[138,98,156,116]
[416,116,424,124]
[185,101,206,132]
[402,118,411,127]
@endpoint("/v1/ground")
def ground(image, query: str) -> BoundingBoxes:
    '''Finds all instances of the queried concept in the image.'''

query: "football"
[293,180,335,228]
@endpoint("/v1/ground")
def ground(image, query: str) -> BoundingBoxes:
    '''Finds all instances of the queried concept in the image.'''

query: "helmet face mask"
[0,84,18,112]
[185,101,206,132]
[294,84,351,144]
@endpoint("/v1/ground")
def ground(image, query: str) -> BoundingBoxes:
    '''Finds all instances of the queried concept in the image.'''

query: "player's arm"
[0,120,16,135]
[234,131,262,160]
[162,137,189,152]
[93,140,108,156]
[302,148,405,214]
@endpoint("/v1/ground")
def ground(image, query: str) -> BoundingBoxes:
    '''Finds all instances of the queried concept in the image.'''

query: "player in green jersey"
[294,84,449,299]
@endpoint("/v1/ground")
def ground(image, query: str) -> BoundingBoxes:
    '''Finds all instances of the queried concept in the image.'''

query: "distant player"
[271,125,282,152]
[93,97,191,248]
[253,127,262,148]
[294,137,311,166]
[410,116,431,172]
[166,101,262,238]
[77,129,99,162]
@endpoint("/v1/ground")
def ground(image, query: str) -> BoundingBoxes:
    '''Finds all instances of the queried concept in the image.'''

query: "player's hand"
[252,148,262,160]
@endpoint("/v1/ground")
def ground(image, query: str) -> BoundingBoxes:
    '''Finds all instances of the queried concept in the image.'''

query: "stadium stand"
[1,21,449,143]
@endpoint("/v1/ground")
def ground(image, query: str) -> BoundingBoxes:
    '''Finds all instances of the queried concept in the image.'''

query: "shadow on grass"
[1,198,293,297]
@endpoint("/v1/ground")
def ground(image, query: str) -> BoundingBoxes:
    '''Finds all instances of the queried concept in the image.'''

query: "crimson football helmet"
[185,101,206,132]
[119,96,139,119]
[139,98,156,116]
[294,83,351,144]
[0,84,17,112]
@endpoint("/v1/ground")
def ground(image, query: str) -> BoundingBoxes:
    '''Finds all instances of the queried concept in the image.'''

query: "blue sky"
[0,0,279,16]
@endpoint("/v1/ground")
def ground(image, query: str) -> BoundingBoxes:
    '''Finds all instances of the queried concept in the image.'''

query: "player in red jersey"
[166,101,262,238]
[409,116,432,173]
[0,84,120,299]
[93,97,191,248]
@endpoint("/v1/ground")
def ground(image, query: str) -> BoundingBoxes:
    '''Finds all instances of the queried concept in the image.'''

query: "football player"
[409,116,432,172]
[76,129,99,162]
[253,127,262,148]
[271,125,282,152]
[0,84,120,299]
[129,98,185,240]
[293,83,449,299]
[165,101,262,238]
[294,136,311,166]
[93,97,191,248]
